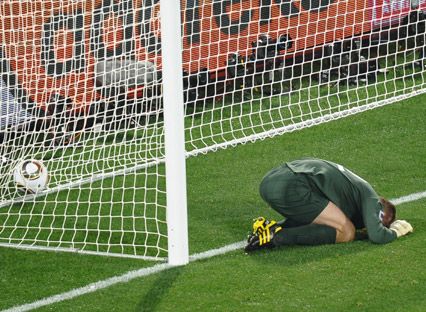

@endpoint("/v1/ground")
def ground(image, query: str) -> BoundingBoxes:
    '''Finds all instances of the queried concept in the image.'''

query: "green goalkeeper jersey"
[286,158,397,244]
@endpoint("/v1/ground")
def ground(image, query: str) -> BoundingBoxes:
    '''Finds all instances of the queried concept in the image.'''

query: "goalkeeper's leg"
[273,201,356,246]
[245,202,355,252]
[274,201,356,246]
[245,221,337,252]
[311,201,356,243]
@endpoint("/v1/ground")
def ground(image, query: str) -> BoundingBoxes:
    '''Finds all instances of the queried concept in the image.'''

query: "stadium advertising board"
[0,0,421,111]
[370,0,426,28]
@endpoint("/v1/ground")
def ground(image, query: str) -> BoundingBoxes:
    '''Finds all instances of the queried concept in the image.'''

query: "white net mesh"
[0,0,167,260]
[1,0,425,259]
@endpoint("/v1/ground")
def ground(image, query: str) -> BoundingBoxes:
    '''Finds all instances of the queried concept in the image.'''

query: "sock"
[272,223,336,246]
[277,218,302,228]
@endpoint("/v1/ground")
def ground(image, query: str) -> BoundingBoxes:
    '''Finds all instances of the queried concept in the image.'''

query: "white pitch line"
[390,190,426,205]
[3,191,425,312]
[2,241,246,312]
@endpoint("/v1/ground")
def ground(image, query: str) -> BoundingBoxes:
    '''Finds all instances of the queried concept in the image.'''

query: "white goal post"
[1,0,426,263]
[160,0,189,266]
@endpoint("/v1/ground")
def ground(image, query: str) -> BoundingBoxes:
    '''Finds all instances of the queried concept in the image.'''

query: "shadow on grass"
[135,266,183,312]
[243,238,390,267]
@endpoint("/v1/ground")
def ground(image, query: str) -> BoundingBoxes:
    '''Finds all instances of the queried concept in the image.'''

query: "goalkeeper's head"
[380,197,396,228]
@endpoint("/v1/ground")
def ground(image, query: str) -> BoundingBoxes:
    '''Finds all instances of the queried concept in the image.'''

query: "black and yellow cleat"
[244,217,282,252]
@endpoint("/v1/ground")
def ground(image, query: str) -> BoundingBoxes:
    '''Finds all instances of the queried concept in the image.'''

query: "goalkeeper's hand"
[390,220,413,237]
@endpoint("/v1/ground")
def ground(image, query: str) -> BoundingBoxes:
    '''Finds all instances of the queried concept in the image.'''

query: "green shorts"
[259,164,329,225]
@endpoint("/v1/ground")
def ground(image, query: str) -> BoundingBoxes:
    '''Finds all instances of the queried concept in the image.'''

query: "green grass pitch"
[1,95,426,311]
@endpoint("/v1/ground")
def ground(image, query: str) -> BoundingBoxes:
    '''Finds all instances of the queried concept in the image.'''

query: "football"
[13,159,49,193]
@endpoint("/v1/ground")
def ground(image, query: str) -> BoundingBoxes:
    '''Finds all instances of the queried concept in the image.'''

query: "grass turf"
[1,94,425,311]
[34,200,426,312]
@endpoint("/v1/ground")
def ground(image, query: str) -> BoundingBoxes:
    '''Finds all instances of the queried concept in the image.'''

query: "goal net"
[1,0,425,261]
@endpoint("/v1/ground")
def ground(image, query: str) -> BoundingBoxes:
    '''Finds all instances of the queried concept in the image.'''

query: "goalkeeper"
[245,158,413,252]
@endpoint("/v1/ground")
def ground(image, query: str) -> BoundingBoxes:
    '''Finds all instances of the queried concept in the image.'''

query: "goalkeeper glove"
[390,220,413,238]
